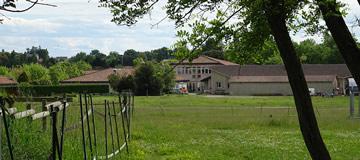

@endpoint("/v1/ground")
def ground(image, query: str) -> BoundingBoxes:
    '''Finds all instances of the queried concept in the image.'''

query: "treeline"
[200,33,358,65]
[69,47,174,68]
[0,46,174,87]
[0,61,91,85]
[0,46,174,69]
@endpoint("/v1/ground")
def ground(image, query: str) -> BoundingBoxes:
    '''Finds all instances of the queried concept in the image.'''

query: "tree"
[316,0,360,87]
[123,49,139,66]
[106,51,121,67]
[0,1,56,23]
[99,0,330,158]
[22,63,51,85]
[90,50,108,68]
[134,62,163,96]
[201,38,224,59]
[70,52,88,62]
[0,66,10,76]
[75,61,92,71]
[156,62,176,93]
[49,61,90,84]
[294,39,324,64]
[108,74,135,92]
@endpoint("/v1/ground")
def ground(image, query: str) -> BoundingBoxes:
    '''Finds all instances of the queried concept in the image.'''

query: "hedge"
[1,84,109,96]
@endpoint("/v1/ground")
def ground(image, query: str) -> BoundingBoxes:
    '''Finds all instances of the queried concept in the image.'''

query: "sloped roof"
[61,67,135,83]
[173,55,238,65]
[0,76,17,85]
[229,75,337,83]
[212,64,351,77]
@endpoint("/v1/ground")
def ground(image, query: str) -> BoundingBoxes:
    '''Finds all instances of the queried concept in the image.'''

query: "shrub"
[108,74,135,92]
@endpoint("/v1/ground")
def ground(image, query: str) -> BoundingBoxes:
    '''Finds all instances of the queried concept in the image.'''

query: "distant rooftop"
[61,67,135,84]
[229,75,337,83]
[0,76,17,86]
[172,55,238,66]
[211,64,351,77]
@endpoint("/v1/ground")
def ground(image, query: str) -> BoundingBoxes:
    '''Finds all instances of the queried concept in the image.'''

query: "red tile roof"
[61,68,135,83]
[212,64,351,77]
[173,55,238,65]
[229,75,337,83]
[0,76,17,85]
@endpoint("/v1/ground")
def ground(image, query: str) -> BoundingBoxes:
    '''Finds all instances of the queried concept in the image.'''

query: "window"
[209,70,212,73]
[216,82,222,88]
[205,69,208,74]
[192,75,196,79]
[198,68,201,74]
[198,75,201,78]
[202,68,205,74]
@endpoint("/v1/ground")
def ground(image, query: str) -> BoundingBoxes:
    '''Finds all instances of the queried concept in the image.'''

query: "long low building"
[209,64,351,96]
[61,67,135,92]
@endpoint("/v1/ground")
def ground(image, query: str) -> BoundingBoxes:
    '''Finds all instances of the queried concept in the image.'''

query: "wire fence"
[0,91,134,160]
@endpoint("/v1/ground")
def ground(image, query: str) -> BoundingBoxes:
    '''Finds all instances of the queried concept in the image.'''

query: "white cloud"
[0,0,359,57]
[2,17,63,33]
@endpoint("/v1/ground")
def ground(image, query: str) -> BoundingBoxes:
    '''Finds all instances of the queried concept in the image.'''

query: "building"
[61,67,135,92]
[172,55,238,93]
[210,64,351,96]
[0,76,17,87]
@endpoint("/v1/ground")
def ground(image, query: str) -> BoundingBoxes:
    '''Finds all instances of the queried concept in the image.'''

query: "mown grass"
[2,95,360,159]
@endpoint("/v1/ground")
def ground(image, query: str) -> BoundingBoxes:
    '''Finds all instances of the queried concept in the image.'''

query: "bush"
[108,74,135,92]
[22,63,51,85]
[2,84,110,96]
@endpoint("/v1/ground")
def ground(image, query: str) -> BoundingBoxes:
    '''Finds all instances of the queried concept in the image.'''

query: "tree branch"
[26,0,57,7]
[166,7,243,75]
[0,0,39,12]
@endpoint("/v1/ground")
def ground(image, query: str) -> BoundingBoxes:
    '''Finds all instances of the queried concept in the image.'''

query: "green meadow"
[3,95,360,159]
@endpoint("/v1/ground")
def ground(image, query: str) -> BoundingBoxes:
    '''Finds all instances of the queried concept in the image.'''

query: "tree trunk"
[265,2,331,160]
[317,0,360,87]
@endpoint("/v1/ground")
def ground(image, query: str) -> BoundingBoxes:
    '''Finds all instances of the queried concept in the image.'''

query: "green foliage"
[98,0,352,65]
[134,62,163,96]
[22,63,51,85]
[12,84,109,96]
[75,60,92,71]
[17,72,29,84]
[0,66,10,76]
[133,57,145,67]
[108,74,135,92]
[155,62,176,94]
[49,61,92,85]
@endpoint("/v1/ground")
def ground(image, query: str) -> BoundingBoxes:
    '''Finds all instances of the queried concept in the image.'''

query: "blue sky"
[0,0,359,57]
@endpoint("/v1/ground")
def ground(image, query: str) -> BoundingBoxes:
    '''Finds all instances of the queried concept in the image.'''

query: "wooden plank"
[14,109,36,119]
[45,101,62,110]
[32,103,69,120]
[32,111,50,120]
[0,108,17,115]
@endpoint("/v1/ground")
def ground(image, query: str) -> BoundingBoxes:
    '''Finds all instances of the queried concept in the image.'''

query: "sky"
[0,0,359,57]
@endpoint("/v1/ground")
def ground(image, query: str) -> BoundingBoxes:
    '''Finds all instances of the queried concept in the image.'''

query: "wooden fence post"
[26,103,32,122]
[42,99,47,131]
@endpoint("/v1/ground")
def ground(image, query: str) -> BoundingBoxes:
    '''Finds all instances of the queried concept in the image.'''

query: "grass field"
[129,95,360,160]
[2,95,360,159]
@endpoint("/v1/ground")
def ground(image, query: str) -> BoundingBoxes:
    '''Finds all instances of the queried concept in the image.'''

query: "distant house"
[171,55,238,93]
[210,64,351,96]
[61,67,135,92]
[0,76,17,87]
